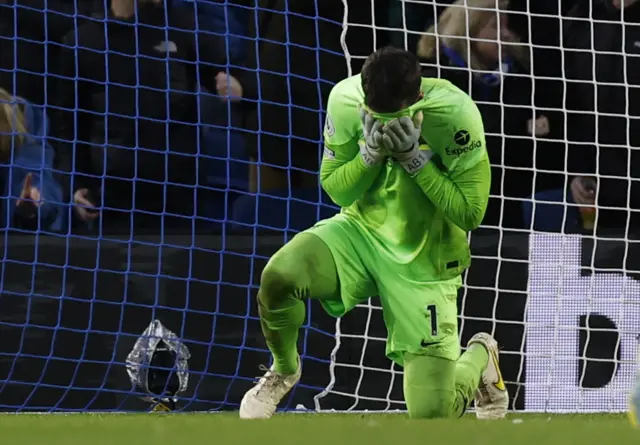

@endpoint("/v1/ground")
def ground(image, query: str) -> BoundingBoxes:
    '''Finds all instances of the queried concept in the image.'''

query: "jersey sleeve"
[413,155,491,231]
[428,91,487,174]
[413,94,491,231]
[319,82,383,208]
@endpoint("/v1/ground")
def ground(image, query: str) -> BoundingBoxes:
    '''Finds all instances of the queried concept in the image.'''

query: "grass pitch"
[0,412,636,445]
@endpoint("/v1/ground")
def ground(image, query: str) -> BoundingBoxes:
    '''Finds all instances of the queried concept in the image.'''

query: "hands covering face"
[359,109,431,175]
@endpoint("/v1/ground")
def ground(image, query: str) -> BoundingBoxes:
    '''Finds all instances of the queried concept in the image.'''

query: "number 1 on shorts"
[426,304,437,336]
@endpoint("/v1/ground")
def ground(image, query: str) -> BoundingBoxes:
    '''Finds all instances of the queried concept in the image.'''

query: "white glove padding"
[383,112,432,175]
[359,108,387,167]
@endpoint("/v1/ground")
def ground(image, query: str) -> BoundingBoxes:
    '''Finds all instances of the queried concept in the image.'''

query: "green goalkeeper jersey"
[320,74,491,282]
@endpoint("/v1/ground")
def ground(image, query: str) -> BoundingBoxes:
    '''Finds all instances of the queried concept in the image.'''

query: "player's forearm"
[320,156,383,208]
[413,157,491,231]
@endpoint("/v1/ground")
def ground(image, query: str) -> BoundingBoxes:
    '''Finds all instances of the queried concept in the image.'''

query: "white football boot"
[468,333,509,419]
[239,358,302,419]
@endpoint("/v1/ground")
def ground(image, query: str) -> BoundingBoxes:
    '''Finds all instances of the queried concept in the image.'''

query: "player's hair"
[361,47,422,113]
[417,0,529,71]
[0,87,27,162]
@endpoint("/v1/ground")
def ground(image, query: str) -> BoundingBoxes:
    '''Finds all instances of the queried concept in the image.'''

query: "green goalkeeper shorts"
[305,215,462,366]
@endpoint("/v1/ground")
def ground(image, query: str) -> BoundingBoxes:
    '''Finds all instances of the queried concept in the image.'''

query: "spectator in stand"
[564,0,640,232]
[417,0,541,230]
[174,0,249,58]
[172,0,252,221]
[387,0,454,53]
[499,0,585,233]
[52,0,256,231]
[0,0,100,105]
[0,88,63,230]
[241,0,347,194]
[224,0,349,231]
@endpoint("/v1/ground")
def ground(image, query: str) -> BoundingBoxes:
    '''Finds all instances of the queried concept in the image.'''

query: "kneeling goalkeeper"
[240,47,508,420]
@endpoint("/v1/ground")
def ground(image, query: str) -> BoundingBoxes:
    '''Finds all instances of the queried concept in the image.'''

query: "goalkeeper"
[240,47,507,420]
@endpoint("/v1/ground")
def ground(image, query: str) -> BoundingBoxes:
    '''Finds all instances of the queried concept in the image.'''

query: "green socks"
[258,289,305,375]
[403,344,489,418]
[255,232,340,376]
[452,343,489,415]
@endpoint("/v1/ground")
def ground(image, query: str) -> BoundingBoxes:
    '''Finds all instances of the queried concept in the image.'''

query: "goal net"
[0,0,636,414]
[326,0,638,414]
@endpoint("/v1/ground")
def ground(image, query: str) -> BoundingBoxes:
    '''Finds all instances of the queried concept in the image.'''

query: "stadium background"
[0,0,637,413]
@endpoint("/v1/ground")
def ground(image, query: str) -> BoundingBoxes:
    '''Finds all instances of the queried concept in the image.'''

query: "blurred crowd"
[0,0,638,236]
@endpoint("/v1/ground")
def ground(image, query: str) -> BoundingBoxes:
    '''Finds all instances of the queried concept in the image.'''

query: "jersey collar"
[360,98,429,123]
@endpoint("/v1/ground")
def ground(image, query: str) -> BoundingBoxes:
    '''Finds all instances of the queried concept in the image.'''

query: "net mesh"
[0,0,635,413]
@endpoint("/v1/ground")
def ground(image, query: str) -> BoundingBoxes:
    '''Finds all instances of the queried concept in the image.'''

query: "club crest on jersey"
[325,115,335,137]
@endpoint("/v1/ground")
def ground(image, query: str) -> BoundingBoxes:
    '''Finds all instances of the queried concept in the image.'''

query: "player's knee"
[407,393,454,420]
[259,255,304,307]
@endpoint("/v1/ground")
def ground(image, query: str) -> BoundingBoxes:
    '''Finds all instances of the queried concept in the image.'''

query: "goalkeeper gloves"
[383,112,432,176]
[359,108,388,167]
